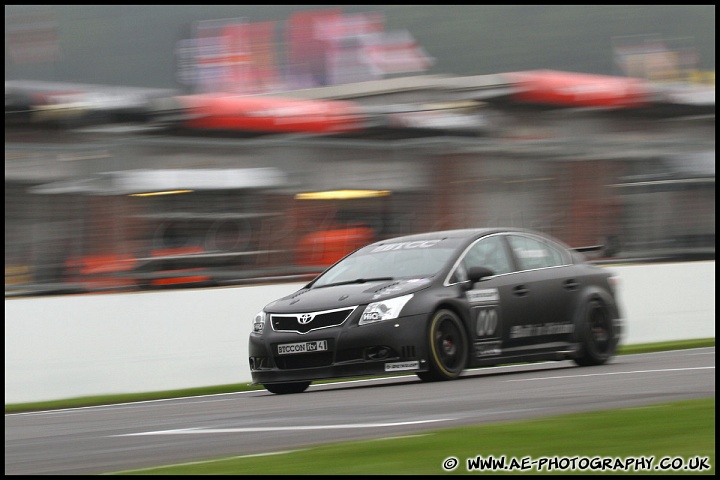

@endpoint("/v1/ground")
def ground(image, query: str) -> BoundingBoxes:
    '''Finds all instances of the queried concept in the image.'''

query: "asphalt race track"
[5,348,715,475]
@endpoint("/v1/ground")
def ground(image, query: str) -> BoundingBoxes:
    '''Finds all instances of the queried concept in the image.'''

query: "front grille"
[335,347,366,363]
[274,352,334,369]
[270,306,357,334]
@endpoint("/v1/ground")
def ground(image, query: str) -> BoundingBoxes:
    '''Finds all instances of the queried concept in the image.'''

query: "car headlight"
[252,311,267,334]
[359,294,413,325]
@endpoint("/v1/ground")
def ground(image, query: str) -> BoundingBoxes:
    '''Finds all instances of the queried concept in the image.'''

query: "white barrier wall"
[4,262,715,404]
[609,262,715,345]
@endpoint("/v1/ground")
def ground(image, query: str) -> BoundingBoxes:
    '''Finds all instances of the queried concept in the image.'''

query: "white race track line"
[504,366,715,382]
[115,418,455,436]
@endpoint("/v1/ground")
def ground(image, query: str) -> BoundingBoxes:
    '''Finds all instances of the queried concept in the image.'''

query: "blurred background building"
[5,6,715,296]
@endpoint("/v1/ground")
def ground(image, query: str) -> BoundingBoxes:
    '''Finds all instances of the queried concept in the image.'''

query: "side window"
[507,235,567,270]
[545,240,569,266]
[461,235,512,275]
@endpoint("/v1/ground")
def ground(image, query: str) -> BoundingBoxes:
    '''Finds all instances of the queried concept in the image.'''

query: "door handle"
[513,285,529,296]
[563,279,579,290]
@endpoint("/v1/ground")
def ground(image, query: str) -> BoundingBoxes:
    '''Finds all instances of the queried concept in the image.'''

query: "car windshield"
[311,237,460,288]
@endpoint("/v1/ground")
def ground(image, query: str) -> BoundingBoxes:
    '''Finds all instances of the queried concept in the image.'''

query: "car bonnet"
[263,277,435,313]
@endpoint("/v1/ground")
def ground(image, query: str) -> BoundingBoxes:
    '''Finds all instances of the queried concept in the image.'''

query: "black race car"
[248,228,623,394]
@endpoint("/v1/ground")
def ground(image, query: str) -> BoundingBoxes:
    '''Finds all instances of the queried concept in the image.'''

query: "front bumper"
[248,312,429,385]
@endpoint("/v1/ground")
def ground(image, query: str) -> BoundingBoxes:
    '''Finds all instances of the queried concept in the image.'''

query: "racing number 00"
[476,308,497,337]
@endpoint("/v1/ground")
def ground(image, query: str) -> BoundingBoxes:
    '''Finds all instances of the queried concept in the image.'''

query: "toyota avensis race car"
[249,228,623,394]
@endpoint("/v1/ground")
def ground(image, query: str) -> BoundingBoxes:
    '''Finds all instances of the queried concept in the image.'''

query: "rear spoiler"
[573,245,604,253]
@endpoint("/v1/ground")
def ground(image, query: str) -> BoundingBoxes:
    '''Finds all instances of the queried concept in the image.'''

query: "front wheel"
[417,309,468,382]
[264,381,311,394]
[573,299,617,366]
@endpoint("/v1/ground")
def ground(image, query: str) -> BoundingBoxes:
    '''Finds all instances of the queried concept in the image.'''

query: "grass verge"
[109,397,715,475]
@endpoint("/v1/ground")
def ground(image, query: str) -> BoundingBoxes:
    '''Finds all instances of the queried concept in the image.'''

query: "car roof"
[367,227,540,246]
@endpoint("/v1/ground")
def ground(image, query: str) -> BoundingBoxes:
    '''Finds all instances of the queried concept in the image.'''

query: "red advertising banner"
[177,8,433,92]
[315,12,385,85]
[216,21,254,94]
[180,18,282,95]
[285,8,343,89]
[507,70,651,108]
[192,18,247,94]
[176,94,365,134]
[242,21,282,94]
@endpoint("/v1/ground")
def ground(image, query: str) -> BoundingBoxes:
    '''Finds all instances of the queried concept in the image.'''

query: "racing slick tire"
[573,298,617,367]
[417,309,468,382]
[264,381,311,394]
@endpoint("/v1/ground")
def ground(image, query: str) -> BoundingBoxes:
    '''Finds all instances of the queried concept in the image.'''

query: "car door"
[454,234,535,361]
[505,233,579,351]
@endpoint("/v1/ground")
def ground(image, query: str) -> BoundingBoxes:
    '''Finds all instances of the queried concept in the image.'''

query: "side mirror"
[462,266,495,290]
[468,266,495,282]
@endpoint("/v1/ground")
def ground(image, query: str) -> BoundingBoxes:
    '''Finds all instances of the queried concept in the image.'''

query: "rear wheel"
[264,381,311,394]
[574,299,616,366]
[417,309,468,382]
